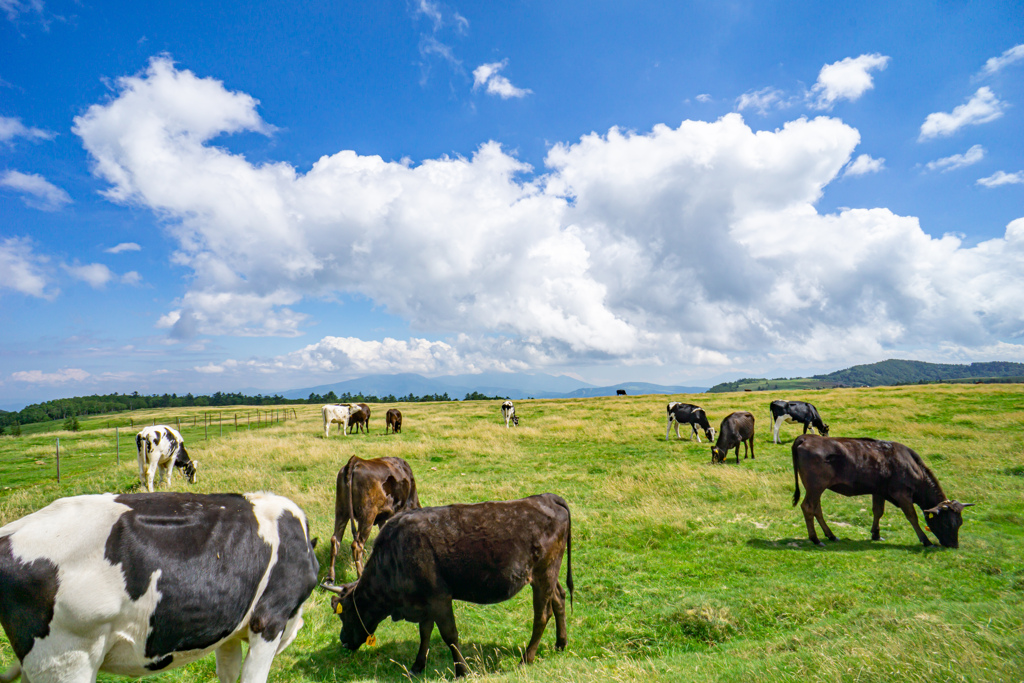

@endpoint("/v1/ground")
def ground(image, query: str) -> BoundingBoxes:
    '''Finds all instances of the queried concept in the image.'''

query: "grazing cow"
[327,455,421,581]
[616,389,627,396]
[501,400,519,428]
[666,402,716,442]
[135,425,198,493]
[792,434,973,547]
[323,404,352,437]
[711,411,755,463]
[322,494,572,678]
[770,400,829,444]
[385,408,402,434]
[0,492,319,683]
[347,404,369,434]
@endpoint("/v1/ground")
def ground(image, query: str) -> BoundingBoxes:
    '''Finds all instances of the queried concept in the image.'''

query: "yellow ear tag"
[366,635,377,647]
[335,603,343,614]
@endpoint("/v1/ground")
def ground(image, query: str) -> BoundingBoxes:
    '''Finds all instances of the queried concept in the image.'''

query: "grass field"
[2,385,1023,682]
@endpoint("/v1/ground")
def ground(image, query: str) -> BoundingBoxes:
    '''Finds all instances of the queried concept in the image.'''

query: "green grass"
[2,385,1023,682]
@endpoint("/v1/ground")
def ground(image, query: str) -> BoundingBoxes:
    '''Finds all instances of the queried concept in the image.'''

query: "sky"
[1,1,1023,408]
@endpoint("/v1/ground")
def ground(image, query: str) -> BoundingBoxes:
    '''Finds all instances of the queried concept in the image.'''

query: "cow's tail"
[1,664,21,683]
[551,494,574,611]
[792,440,802,507]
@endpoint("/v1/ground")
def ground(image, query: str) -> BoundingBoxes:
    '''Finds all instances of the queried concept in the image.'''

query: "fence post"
[56,438,60,483]
[204,417,208,440]
[235,414,238,430]
[116,427,120,466]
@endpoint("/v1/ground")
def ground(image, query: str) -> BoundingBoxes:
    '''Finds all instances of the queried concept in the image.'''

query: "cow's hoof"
[871,533,881,541]
[814,540,826,547]
[410,662,425,675]
[556,639,567,651]
[827,536,838,542]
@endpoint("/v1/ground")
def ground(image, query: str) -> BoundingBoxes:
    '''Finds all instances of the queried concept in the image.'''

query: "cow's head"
[819,423,830,437]
[323,582,372,650]
[923,500,973,548]
[710,445,726,464]
[705,427,717,442]
[176,447,199,484]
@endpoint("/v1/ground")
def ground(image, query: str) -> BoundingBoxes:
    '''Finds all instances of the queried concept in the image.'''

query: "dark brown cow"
[792,434,973,547]
[711,411,755,463]
[322,494,573,678]
[347,403,371,434]
[327,456,420,581]
[385,408,402,434]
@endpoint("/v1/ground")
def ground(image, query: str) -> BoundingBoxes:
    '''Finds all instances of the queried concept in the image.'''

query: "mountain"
[282,372,707,400]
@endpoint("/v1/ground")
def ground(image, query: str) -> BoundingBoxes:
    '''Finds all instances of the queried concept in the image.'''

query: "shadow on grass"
[292,637,532,681]
[746,537,930,553]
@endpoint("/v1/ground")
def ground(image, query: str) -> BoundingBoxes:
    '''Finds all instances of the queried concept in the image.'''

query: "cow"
[792,434,973,548]
[770,400,829,444]
[135,425,198,493]
[666,402,716,442]
[0,491,319,683]
[327,455,421,581]
[347,404,370,434]
[385,408,402,434]
[501,400,519,428]
[323,404,352,437]
[321,494,573,678]
[616,389,627,396]
[711,411,755,463]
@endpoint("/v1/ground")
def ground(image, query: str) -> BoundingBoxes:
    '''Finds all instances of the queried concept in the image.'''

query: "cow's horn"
[319,581,345,594]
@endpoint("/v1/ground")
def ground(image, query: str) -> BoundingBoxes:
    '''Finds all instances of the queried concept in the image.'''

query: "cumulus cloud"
[977,171,1024,187]
[74,57,1024,375]
[809,53,890,110]
[980,43,1024,76]
[844,154,885,177]
[63,262,115,288]
[735,87,785,114]
[9,368,91,385]
[919,87,1005,140]
[0,236,55,298]
[925,145,985,172]
[105,242,141,253]
[0,170,72,210]
[473,60,531,99]
[0,115,54,143]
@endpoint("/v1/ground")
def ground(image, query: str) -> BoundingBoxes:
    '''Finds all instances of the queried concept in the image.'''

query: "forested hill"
[707,359,1024,393]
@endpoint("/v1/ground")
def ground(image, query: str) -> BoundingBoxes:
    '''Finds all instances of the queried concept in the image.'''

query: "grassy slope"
[1,385,1023,682]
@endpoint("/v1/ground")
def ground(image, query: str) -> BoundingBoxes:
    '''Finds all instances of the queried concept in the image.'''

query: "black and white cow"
[770,400,829,444]
[136,425,198,493]
[501,400,519,428]
[0,492,319,683]
[666,402,716,442]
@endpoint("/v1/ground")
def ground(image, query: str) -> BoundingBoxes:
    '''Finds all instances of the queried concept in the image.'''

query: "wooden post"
[234,414,238,430]
[204,417,208,440]
[56,438,60,483]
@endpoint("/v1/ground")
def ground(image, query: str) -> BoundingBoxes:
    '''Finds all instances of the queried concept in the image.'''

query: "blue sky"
[1,0,1023,408]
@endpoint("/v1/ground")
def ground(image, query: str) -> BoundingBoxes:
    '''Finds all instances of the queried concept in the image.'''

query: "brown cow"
[385,408,402,434]
[711,411,755,463]
[327,455,420,581]
[322,494,573,677]
[347,403,371,434]
[792,434,973,547]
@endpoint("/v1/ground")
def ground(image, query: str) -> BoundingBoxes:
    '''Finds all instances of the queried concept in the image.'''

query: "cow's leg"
[434,601,469,677]
[666,416,673,441]
[328,534,341,583]
[523,580,556,664]
[238,631,283,683]
[734,446,740,464]
[146,457,160,492]
[216,638,244,683]
[552,581,568,651]
[808,491,837,544]
[896,498,933,546]
[871,494,886,541]
[800,489,836,545]
[136,450,146,487]
[690,423,701,443]
[411,618,435,675]
[351,513,375,577]
[749,438,755,460]
[773,415,785,444]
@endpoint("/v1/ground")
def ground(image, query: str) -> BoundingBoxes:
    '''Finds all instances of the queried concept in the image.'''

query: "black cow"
[711,411,755,463]
[770,400,829,443]
[322,494,573,677]
[792,434,973,547]
[327,455,421,581]
[666,401,716,442]
[385,408,402,434]
[616,389,627,396]
[0,492,318,683]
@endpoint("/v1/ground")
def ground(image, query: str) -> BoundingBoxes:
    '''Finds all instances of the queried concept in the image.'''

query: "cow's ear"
[310,536,319,549]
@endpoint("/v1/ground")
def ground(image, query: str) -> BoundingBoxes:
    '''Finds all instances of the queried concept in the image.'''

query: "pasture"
[1,384,1023,682]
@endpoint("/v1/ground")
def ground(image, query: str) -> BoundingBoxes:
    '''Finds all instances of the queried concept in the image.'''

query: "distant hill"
[707,359,1024,393]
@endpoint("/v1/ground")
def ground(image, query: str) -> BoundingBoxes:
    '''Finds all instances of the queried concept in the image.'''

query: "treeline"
[312,391,454,404]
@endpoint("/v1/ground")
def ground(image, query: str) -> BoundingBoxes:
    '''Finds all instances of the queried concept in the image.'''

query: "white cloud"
[73,58,1024,375]
[63,262,115,288]
[0,170,72,210]
[735,87,785,114]
[919,87,1005,140]
[980,44,1024,76]
[472,60,532,99]
[844,154,885,177]
[121,270,142,285]
[809,53,890,110]
[9,368,91,385]
[0,236,55,299]
[0,115,54,143]
[695,94,712,103]
[925,145,985,172]
[977,171,1024,187]
[105,242,142,253]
